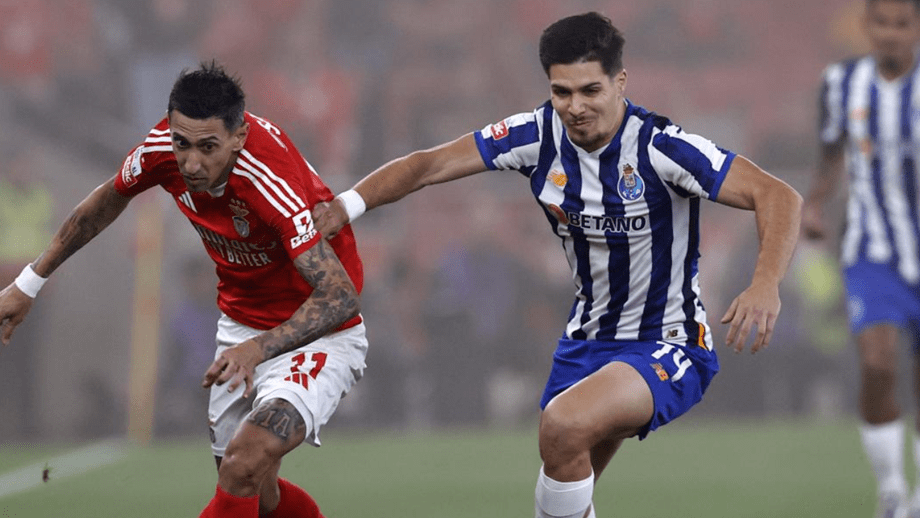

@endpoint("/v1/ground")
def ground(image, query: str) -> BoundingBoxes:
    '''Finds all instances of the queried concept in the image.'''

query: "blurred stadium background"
[0,0,905,514]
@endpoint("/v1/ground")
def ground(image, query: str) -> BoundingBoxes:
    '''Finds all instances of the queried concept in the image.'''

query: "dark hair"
[167,60,245,131]
[539,12,625,77]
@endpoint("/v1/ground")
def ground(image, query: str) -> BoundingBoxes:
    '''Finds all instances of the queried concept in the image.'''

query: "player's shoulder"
[624,100,675,134]
[822,54,870,79]
[238,112,303,173]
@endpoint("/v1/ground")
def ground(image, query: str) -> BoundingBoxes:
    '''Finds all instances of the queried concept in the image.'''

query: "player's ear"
[616,68,627,96]
[233,122,250,152]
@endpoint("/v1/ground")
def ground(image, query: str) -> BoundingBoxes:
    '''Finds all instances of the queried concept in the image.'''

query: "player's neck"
[877,54,916,82]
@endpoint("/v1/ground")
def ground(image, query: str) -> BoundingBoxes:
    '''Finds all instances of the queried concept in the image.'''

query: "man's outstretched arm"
[0,178,131,345]
[314,133,488,237]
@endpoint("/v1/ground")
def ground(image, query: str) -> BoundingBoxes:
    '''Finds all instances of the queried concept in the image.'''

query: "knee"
[218,440,276,495]
[539,407,592,465]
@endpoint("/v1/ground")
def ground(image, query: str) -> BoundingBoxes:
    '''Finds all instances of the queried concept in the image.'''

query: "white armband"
[14,264,48,298]
[336,189,367,223]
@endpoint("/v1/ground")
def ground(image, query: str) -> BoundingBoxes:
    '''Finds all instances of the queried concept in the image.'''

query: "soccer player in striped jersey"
[804,1,920,517]
[316,12,802,518]
[0,62,366,518]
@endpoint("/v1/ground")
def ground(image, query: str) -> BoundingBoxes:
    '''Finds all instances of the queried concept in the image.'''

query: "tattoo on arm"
[255,239,360,360]
[35,180,130,276]
[247,399,306,442]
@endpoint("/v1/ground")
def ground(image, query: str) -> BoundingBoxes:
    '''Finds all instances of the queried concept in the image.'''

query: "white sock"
[535,465,594,518]
[860,420,907,496]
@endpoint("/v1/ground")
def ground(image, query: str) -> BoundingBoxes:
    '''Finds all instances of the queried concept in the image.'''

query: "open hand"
[720,281,781,354]
[202,340,263,398]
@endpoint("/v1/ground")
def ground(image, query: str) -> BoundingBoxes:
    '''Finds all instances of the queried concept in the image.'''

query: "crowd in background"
[0,0,883,441]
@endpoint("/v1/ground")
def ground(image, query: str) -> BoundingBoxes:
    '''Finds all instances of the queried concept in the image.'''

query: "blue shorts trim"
[843,261,920,347]
[540,338,719,439]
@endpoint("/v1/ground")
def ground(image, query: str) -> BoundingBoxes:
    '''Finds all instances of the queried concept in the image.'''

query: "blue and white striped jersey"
[474,100,735,346]
[820,56,920,283]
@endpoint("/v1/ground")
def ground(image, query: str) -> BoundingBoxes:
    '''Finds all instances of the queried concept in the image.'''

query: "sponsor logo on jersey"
[547,204,569,225]
[566,212,648,233]
[289,209,317,249]
[618,163,645,201]
[192,223,276,267]
[121,147,144,186]
[229,200,251,238]
[490,120,509,140]
[548,169,568,187]
[651,363,669,381]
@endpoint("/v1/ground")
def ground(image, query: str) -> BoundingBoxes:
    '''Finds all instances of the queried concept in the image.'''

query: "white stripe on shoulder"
[142,145,173,153]
[232,166,293,218]
[238,149,306,211]
[144,135,172,145]
[149,127,170,136]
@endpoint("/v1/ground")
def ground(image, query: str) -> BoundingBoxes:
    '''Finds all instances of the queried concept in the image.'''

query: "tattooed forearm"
[254,239,360,361]
[33,180,130,277]
[247,399,306,442]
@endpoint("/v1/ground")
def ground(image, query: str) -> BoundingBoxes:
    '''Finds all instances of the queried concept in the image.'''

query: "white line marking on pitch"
[0,439,130,499]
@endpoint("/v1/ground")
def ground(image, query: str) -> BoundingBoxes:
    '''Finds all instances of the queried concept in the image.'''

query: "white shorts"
[207,313,368,456]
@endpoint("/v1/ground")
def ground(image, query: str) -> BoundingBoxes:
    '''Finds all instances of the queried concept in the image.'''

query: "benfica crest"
[229,203,250,238]
[617,163,645,201]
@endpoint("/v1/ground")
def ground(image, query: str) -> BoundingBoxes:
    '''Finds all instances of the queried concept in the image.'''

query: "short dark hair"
[538,12,625,77]
[167,61,245,131]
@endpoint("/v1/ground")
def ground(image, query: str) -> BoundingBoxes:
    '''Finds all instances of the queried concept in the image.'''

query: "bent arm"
[714,156,803,352]
[715,155,803,288]
[252,239,360,361]
[32,177,132,277]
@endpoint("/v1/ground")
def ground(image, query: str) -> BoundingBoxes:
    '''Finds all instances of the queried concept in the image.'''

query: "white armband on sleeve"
[14,264,48,298]
[336,189,367,223]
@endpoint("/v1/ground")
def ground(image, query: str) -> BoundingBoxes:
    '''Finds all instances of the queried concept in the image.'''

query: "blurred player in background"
[803,1,920,516]
[0,62,365,518]
[315,12,801,518]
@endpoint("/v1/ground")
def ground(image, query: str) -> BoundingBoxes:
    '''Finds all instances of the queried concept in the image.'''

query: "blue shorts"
[843,261,920,348]
[540,338,719,439]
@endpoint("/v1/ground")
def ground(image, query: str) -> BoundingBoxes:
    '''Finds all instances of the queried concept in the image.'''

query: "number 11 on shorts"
[284,352,327,389]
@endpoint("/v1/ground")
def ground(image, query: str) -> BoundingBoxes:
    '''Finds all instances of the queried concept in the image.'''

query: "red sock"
[199,484,259,518]
[264,478,324,518]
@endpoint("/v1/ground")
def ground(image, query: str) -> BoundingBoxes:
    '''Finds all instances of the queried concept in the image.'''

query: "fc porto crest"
[617,163,645,201]
[229,201,250,238]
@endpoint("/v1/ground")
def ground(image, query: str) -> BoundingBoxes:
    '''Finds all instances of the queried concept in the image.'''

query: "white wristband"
[14,264,48,298]
[337,189,367,222]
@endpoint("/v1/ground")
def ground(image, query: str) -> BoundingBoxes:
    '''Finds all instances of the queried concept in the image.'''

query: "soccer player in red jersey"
[0,62,365,518]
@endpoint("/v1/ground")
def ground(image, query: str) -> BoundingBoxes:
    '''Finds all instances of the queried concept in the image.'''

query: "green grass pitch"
[0,419,885,517]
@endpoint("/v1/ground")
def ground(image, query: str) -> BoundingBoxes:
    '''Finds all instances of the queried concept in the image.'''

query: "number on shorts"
[651,342,692,382]
[284,352,327,389]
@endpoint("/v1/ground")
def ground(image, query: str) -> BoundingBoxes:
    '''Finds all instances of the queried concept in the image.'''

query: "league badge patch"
[490,120,509,140]
[618,163,645,201]
[230,202,250,238]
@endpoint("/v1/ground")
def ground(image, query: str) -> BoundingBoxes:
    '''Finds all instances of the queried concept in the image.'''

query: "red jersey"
[113,112,363,331]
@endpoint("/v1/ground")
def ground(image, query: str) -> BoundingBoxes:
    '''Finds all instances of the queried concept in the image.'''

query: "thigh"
[543,362,653,443]
[209,317,368,456]
[541,339,718,440]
